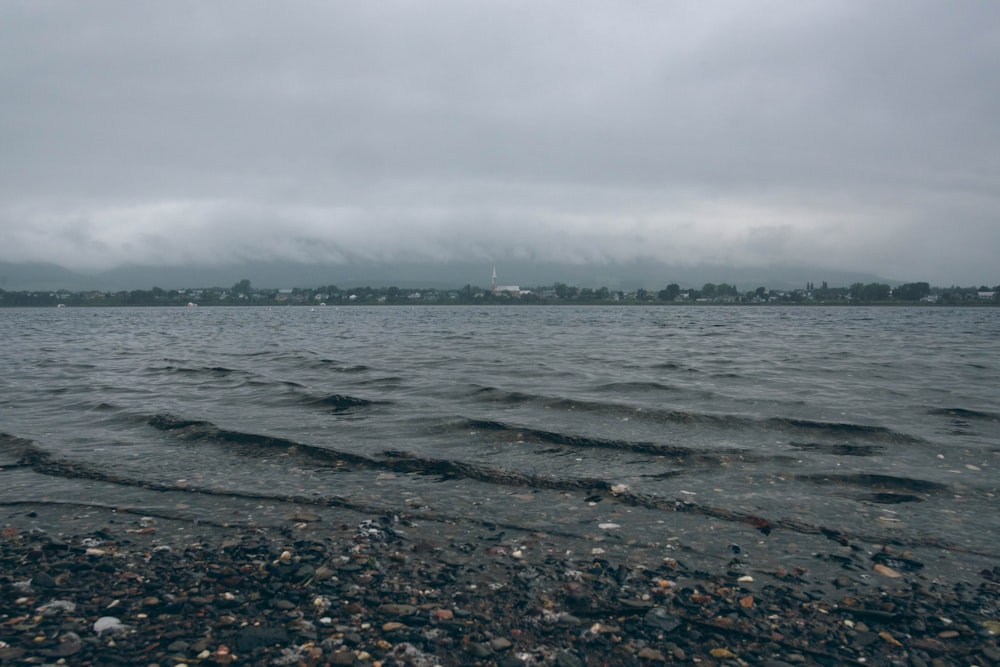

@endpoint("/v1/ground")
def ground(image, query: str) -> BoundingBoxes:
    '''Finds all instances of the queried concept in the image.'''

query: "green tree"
[233,279,252,297]
[658,283,680,301]
[851,282,891,302]
[893,282,930,301]
[716,283,738,297]
[554,283,577,299]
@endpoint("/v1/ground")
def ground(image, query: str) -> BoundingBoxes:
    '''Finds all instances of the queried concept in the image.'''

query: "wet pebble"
[0,523,994,667]
[490,637,513,651]
[234,626,289,651]
[31,571,57,588]
[644,606,682,632]
[637,646,666,661]
[464,642,493,658]
[378,603,417,616]
[554,649,584,667]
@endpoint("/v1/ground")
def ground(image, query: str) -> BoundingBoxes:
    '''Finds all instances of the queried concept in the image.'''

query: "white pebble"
[93,616,126,636]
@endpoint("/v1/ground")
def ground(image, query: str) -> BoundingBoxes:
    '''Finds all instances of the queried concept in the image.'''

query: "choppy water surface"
[1,306,997,581]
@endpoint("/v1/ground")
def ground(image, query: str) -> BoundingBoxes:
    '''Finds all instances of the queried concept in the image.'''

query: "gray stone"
[463,642,493,658]
[555,650,584,667]
[643,607,682,633]
[489,637,513,651]
[379,603,417,616]
[32,571,57,588]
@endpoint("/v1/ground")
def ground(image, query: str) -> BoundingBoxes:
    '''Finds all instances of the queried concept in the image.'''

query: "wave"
[156,363,248,376]
[351,376,404,387]
[7,426,991,556]
[467,386,919,443]
[471,386,536,405]
[929,407,1000,421]
[320,362,371,374]
[147,414,615,493]
[305,393,380,412]
[244,350,374,374]
[455,419,758,464]
[794,472,947,493]
[593,381,679,393]
[0,433,39,468]
[766,417,921,443]
[247,379,307,388]
[855,492,924,504]
[789,442,884,457]
[650,362,698,372]
[147,414,349,462]
[469,386,725,423]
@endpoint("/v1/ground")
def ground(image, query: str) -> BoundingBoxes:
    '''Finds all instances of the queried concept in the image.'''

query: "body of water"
[1,305,997,585]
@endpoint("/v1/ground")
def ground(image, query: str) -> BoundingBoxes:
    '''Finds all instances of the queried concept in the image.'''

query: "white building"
[491,266,520,296]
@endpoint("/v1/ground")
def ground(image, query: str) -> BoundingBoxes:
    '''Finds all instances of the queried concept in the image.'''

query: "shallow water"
[1,305,997,580]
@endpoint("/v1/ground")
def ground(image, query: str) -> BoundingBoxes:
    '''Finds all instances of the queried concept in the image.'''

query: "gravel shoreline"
[2,507,998,667]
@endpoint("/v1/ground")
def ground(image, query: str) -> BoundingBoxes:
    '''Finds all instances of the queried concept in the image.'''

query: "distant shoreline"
[1,280,997,308]
[1,301,999,309]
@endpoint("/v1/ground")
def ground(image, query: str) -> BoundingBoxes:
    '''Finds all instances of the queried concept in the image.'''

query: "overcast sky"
[1,1,998,285]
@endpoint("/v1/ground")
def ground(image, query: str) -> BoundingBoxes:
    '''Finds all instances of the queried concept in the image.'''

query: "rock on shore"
[1,513,998,667]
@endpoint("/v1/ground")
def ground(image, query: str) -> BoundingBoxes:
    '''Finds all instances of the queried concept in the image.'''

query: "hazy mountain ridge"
[1,259,904,293]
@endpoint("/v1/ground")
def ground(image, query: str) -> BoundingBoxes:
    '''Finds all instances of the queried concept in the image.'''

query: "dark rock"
[190,638,211,653]
[554,650,584,667]
[234,626,290,652]
[490,637,513,651]
[0,522,992,667]
[41,632,81,657]
[872,551,924,572]
[330,650,356,665]
[464,642,493,658]
[32,571,57,588]
[644,607,682,633]
[166,640,189,652]
[378,603,417,616]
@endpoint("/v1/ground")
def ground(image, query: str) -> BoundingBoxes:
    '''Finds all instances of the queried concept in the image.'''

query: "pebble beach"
[2,505,998,667]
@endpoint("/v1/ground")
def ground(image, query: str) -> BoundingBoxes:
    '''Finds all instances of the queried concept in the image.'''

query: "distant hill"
[0,262,95,291]
[0,259,902,293]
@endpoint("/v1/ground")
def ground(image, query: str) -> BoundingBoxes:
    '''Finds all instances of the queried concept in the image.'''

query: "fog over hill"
[2,3,999,292]
[1,259,900,294]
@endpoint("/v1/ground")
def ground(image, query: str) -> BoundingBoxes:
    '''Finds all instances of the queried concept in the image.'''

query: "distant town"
[1,276,997,307]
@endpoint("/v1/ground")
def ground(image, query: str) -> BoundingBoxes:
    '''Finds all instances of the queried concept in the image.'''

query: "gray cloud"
[1,0,998,285]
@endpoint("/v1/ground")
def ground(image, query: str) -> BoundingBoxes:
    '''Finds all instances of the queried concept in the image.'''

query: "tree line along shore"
[1,279,998,307]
